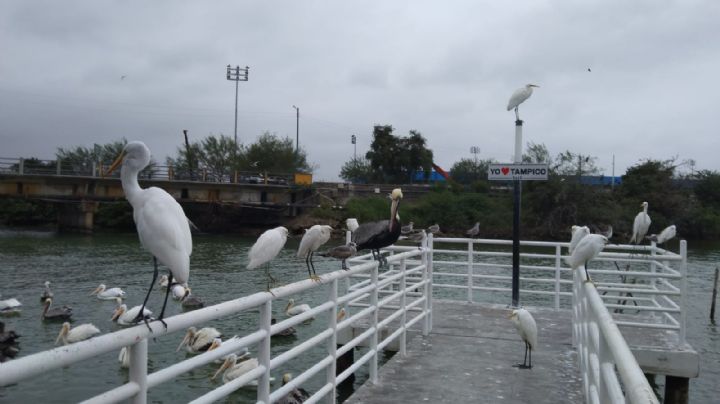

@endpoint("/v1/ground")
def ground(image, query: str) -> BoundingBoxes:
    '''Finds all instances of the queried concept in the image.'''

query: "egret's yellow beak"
[103,151,126,177]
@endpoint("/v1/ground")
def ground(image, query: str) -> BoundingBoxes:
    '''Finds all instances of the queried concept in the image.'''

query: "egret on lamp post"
[507,84,539,121]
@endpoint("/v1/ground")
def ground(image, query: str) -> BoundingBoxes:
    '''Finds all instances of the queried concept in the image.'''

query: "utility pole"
[226,65,249,146]
[512,119,522,307]
[351,134,357,159]
[292,105,299,153]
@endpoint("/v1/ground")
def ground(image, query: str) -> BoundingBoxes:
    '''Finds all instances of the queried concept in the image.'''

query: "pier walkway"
[347,301,583,404]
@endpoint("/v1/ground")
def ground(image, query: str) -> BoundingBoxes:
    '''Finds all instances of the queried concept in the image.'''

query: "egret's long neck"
[120,165,143,206]
[643,204,648,214]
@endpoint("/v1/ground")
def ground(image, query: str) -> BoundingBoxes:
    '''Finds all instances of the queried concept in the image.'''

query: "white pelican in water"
[247,226,288,290]
[568,225,590,254]
[297,225,333,281]
[118,346,130,369]
[104,141,192,329]
[112,303,153,326]
[0,295,22,316]
[40,281,53,302]
[56,322,100,345]
[42,298,72,321]
[352,189,403,267]
[207,337,248,363]
[177,326,222,353]
[507,84,539,120]
[647,225,676,245]
[629,201,651,244]
[212,353,270,385]
[285,299,312,317]
[509,308,537,369]
[90,284,126,300]
[566,234,609,283]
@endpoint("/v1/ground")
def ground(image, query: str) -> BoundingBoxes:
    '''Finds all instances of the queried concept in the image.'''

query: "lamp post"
[226,65,249,145]
[292,105,299,153]
[351,134,357,159]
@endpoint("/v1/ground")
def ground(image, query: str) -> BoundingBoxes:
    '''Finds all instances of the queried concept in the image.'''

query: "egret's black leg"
[156,272,172,329]
[310,251,316,275]
[305,252,312,278]
[528,344,532,369]
[341,259,348,270]
[137,257,159,332]
[524,342,528,367]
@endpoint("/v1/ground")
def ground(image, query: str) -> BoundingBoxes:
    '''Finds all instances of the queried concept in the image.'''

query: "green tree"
[243,132,311,173]
[553,151,600,176]
[450,158,493,185]
[364,125,434,183]
[693,170,720,206]
[56,140,128,174]
[340,157,372,183]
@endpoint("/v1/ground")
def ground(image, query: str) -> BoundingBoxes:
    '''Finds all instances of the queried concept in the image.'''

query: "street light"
[351,134,357,159]
[226,65,249,146]
[292,105,299,153]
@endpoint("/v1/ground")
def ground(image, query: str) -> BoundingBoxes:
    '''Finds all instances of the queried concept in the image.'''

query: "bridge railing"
[0,247,430,403]
[425,236,687,344]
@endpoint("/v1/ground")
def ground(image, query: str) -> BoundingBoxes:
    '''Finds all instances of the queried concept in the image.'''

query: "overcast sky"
[1,1,718,180]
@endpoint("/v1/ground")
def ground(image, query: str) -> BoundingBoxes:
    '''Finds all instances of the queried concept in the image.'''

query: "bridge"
[0,234,697,403]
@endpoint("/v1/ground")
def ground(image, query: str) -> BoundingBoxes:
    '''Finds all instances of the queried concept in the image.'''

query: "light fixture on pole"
[351,134,357,159]
[226,65,249,146]
[292,105,299,153]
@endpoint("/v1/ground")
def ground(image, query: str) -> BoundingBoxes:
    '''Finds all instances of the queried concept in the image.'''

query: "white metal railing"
[0,245,430,403]
[427,236,688,344]
[573,265,660,404]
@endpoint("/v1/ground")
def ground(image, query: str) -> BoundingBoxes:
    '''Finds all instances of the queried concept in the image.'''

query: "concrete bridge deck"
[347,301,584,404]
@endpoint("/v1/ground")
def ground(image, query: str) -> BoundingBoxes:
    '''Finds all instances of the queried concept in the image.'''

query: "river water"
[0,229,717,403]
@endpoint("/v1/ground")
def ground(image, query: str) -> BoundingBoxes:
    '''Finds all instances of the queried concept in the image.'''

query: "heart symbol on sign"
[501,167,510,175]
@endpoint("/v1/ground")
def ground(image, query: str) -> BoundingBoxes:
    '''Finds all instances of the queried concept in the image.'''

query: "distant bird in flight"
[120,75,127,80]
[507,84,539,120]
[587,68,591,72]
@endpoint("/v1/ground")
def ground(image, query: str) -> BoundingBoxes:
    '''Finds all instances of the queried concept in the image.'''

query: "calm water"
[0,230,718,403]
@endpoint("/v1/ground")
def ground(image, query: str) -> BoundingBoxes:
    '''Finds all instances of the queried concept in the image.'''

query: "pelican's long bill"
[103,150,126,177]
[212,356,233,380]
[176,329,193,352]
[111,306,125,322]
[55,323,69,345]
[90,285,103,296]
[388,188,403,232]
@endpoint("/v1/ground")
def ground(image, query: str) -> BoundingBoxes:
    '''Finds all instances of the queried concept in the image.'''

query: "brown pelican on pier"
[352,188,403,267]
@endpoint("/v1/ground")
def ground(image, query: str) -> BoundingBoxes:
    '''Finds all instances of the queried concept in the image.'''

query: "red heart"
[501,167,509,175]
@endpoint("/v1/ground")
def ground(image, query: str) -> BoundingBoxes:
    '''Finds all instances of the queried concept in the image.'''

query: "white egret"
[0,295,21,316]
[40,281,53,302]
[507,84,539,120]
[466,222,480,238]
[319,242,357,270]
[297,225,333,281]
[566,234,609,283]
[277,373,311,404]
[55,322,100,345]
[177,326,222,353]
[118,346,130,369]
[271,318,296,337]
[568,225,590,254]
[285,299,312,317]
[104,141,192,329]
[352,189,403,267]
[629,201,651,244]
[90,284,126,300]
[212,353,263,385]
[509,308,537,369]
[346,218,359,233]
[647,225,676,245]
[41,298,72,321]
[247,226,289,290]
[112,303,153,326]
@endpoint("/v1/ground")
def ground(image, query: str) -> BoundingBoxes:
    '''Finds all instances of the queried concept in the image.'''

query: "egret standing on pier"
[507,84,539,120]
[509,308,537,369]
[353,188,403,267]
[297,225,333,281]
[247,226,289,290]
[629,202,651,244]
[104,141,192,329]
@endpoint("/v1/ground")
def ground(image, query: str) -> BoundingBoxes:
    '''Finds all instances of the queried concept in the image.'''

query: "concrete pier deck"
[346,301,584,404]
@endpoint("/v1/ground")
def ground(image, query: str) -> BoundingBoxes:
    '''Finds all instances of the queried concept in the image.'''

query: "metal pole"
[293,105,299,153]
[512,119,523,307]
[234,79,239,145]
[711,267,718,324]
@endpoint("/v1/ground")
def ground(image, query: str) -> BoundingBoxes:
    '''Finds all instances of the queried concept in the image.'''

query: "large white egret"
[90,284,126,300]
[41,298,72,321]
[353,189,403,267]
[647,225,676,245]
[507,84,539,120]
[40,281,53,302]
[568,225,590,254]
[346,218,359,233]
[297,225,333,281]
[566,234,609,283]
[177,326,222,353]
[247,226,288,290]
[55,322,100,345]
[629,201,651,244]
[509,308,537,369]
[104,141,192,329]
[112,303,153,326]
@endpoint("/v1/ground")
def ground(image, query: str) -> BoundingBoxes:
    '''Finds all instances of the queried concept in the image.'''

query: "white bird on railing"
[566,234,609,283]
[569,225,590,254]
[647,225,676,245]
[55,322,100,345]
[247,226,288,290]
[297,225,333,281]
[104,141,192,329]
[177,326,222,353]
[285,299,312,317]
[40,281,53,302]
[346,218,359,233]
[90,284,126,300]
[507,84,539,120]
[112,303,152,326]
[629,201,651,244]
[509,308,537,369]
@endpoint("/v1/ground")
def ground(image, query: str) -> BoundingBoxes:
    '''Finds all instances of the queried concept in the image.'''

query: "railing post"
[422,233,430,336]
[18,158,24,175]
[326,279,338,404]
[345,230,352,313]
[399,258,407,356]
[258,300,272,403]
[128,339,148,404]
[555,245,561,310]
[597,332,610,404]
[369,262,379,384]
[467,241,474,303]
[56,159,61,175]
[679,239,687,345]
[427,233,434,332]
[168,165,174,181]
[650,241,658,322]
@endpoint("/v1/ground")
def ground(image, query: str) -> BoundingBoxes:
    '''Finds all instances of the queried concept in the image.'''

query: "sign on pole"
[488,163,549,181]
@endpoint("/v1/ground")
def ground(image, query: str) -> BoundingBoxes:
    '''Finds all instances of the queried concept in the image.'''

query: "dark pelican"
[0,322,20,362]
[42,298,72,321]
[271,318,297,337]
[319,242,357,270]
[277,373,311,404]
[182,293,205,310]
[352,188,403,267]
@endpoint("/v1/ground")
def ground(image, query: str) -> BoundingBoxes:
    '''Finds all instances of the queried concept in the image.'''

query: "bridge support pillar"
[664,375,689,404]
[56,200,99,233]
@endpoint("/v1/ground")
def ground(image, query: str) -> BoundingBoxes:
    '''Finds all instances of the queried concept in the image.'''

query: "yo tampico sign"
[488,163,549,181]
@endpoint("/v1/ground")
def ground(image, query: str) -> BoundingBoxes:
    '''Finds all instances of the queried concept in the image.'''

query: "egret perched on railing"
[566,234,609,283]
[346,218,359,233]
[647,224,676,245]
[568,225,590,254]
[353,188,403,267]
[629,201,651,244]
[507,84,539,120]
[297,225,333,281]
[247,226,289,291]
[509,308,537,369]
[104,141,192,330]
